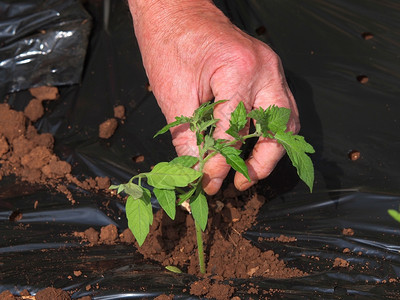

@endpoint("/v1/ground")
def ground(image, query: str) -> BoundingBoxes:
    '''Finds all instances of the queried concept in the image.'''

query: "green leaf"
[109,184,119,190]
[193,100,227,124]
[274,131,315,192]
[170,155,199,168]
[226,101,247,139]
[146,162,202,189]
[248,105,290,136]
[154,188,176,220]
[165,265,183,274]
[388,209,400,223]
[266,105,291,133]
[125,193,152,246]
[154,116,190,138]
[142,187,153,225]
[198,118,219,132]
[196,131,204,145]
[178,187,196,205]
[109,184,126,194]
[190,188,208,231]
[123,182,144,199]
[203,135,214,150]
[214,144,250,181]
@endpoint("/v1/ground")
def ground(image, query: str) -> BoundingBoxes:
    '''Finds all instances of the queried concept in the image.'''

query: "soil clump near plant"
[137,184,306,280]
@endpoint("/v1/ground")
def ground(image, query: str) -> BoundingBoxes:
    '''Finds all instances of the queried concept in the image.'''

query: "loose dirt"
[98,118,118,139]
[0,102,111,204]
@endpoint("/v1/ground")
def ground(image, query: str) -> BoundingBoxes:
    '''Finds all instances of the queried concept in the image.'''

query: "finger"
[234,67,300,191]
[202,87,253,195]
[234,137,285,191]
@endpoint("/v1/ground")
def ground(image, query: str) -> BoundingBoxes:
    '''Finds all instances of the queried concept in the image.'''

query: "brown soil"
[73,184,306,299]
[24,99,44,122]
[0,103,112,204]
[113,105,125,119]
[342,228,355,236]
[333,257,349,268]
[154,295,174,300]
[98,118,118,139]
[135,185,305,280]
[29,86,59,101]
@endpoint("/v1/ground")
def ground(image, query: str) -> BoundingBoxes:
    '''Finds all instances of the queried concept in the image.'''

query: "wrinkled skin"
[128,0,300,195]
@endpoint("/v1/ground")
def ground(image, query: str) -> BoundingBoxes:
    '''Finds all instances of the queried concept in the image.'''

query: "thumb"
[202,96,252,195]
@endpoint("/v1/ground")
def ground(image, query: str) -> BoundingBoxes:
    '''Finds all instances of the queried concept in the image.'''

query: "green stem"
[195,220,206,274]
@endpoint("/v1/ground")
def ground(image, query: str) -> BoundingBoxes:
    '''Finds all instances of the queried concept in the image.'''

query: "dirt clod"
[120,228,135,243]
[24,98,44,122]
[342,228,354,236]
[333,257,349,268]
[29,86,59,101]
[154,295,174,300]
[99,118,118,139]
[113,105,125,119]
[357,75,369,84]
[0,290,16,300]
[35,287,70,300]
[348,150,361,161]
[100,224,119,244]
[361,32,374,40]
[84,227,99,244]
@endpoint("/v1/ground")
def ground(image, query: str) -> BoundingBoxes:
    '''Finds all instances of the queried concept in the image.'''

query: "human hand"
[128,0,300,195]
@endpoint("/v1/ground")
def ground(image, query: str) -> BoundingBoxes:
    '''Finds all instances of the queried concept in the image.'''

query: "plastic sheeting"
[0,0,91,96]
[1,0,400,298]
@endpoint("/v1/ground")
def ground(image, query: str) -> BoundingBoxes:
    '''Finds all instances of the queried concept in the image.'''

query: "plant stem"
[195,220,206,274]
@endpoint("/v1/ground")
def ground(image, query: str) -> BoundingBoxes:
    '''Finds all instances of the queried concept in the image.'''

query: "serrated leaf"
[165,265,183,273]
[178,187,196,205]
[215,145,250,181]
[274,131,315,192]
[124,182,144,199]
[190,188,208,231]
[266,106,291,133]
[154,116,190,138]
[154,188,176,220]
[170,155,199,168]
[226,101,247,139]
[193,100,227,123]
[203,135,214,150]
[125,194,152,246]
[146,162,202,189]
[198,118,218,132]
[388,209,400,223]
[248,105,290,136]
[196,131,203,145]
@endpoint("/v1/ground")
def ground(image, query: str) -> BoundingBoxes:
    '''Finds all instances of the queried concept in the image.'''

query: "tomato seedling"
[110,100,315,274]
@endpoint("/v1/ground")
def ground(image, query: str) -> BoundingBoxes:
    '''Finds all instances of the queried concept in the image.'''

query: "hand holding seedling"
[111,100,314,274]
[128,0,300,195]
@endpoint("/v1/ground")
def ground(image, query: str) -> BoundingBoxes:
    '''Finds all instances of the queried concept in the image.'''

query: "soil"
[113,105,125,119]
[73,183,306,299]
[3,89,394,299]
[24,99,44,122]
[0,102,112,204]
[0,287,93,300]
[29,86,59,101]
[98,118,118,139]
